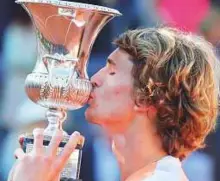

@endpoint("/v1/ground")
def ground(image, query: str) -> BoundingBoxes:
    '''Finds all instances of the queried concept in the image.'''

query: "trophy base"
[21,133,83,181]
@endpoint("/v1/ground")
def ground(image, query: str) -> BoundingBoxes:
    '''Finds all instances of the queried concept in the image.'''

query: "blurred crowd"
[0,0,220,181]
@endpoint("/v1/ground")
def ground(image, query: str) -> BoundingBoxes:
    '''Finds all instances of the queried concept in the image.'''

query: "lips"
[87,93,94,104]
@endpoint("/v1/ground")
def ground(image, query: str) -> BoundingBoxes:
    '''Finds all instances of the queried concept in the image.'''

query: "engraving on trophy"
[58,8,76,18]
[25,73,91,109]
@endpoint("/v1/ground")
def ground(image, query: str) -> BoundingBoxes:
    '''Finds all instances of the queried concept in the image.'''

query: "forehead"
[108,48,133,71]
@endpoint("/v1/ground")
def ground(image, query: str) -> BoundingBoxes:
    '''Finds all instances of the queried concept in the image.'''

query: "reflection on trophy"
[15,0,121,180]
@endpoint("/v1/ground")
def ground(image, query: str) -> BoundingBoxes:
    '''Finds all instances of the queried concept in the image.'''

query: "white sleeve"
[141,170,183,181]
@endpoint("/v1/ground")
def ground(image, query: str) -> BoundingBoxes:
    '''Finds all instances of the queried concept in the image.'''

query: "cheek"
[104,76,133,98]
[97,73,134,108]
[114,84,130,96]
[101,84,133,106]
[97,84,135,116]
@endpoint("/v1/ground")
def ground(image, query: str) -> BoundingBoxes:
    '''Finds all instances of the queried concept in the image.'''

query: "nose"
[91,69,103,89]
[91,81,98,90]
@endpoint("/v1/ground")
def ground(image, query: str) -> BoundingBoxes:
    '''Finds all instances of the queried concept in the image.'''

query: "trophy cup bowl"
[15,0,121,180]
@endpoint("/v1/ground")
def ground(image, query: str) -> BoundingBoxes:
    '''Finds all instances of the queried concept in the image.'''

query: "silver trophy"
[15,0,121,180]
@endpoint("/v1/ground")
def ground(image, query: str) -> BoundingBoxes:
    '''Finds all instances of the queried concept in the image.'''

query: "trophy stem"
[44,108,68,136]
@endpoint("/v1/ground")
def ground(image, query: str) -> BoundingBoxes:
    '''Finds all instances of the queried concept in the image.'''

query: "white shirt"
[126,156,189,181]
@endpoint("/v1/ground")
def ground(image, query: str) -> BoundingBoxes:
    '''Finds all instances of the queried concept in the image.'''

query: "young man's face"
[85,48,136,133]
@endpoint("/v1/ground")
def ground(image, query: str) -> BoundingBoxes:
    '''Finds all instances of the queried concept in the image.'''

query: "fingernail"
[80,136,85,147]
[33,128,43,135]
[73,131,80,136]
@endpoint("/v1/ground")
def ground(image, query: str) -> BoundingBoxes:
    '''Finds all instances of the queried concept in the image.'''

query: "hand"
[8,128,83,181]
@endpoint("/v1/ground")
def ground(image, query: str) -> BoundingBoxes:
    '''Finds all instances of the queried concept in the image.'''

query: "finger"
[33,128,44,155]
[7,167,14,181]
[7,161,18,181]
[47,129,63,158]
[56,131,81,168]
[14,148,25,160]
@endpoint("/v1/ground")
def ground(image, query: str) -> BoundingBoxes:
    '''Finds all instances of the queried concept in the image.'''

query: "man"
[8,27,219,181]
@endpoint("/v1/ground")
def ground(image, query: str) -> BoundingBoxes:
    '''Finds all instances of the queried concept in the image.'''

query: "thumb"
[7,161,19,181]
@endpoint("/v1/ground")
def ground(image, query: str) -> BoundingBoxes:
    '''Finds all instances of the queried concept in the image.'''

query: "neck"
[110,115,167,181]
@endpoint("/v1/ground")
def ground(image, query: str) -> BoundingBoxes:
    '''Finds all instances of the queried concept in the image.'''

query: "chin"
[85,106,92,119]
[85,107,109,127]
[85,107,99,124]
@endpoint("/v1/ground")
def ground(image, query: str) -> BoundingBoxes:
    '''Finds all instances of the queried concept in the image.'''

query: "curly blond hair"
[114,27,219,160]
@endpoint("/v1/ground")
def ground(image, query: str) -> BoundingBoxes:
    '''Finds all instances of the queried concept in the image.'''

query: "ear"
[133,97,148,112]
[134,100,157,115]
[134,103,149,112]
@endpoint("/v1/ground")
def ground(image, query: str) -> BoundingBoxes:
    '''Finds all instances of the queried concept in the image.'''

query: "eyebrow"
[107,58,116,65]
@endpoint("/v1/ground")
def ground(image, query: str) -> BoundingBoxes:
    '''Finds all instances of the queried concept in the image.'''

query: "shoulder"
[142,156,188,181]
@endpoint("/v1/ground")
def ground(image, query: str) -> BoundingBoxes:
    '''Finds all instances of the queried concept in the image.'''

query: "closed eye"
[109,72,116,75]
